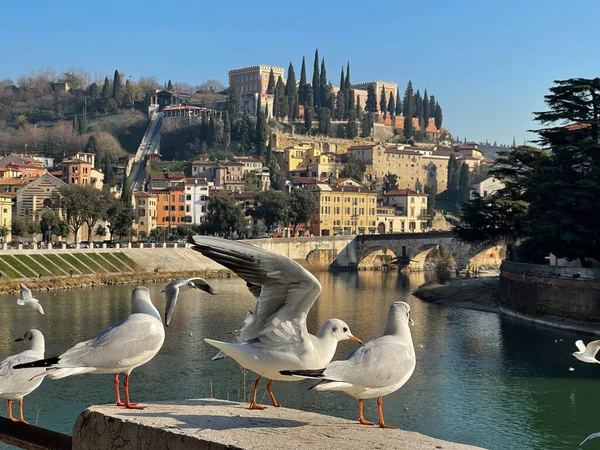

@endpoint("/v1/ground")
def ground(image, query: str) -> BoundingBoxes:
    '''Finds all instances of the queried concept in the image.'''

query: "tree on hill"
[403,81,414,117]
[319,58,328,109]
[429,95,436,118]
[395,88,403,117]
[414,90,422,119]
[267,69,276,95]
[365,85,377,113]
[380,87,387,117]
[101,77,111,99]
[167,80,173,91]
[361,112,372,138]
[458,163,470,203]
[346,89,355,120]
[274,77,287,119]
[341,154,366,182]
[298,57,307,104]
[318,108,331,135]
[346,118,358,139]
[339,67,345,94]
[289,188,316,235]
[254,98,268,156]
[112,70,124,105]
[335,91,346,120]
[285,63,298,120]
[226,88,240,121]
[223,111,231,148]
[446,153,460,207]
[434,103,443,130]
[387,92,396,120]
[382,172,398,193]
[251,190,290,233]
[422,90,430,131]
[207,115,217,147]
[312,49,320,109]
[304,85,314,134]
[73,114,80,134]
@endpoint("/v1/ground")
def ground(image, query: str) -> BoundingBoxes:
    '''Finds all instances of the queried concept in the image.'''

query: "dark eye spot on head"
[28,335,32,340]
[343,327,348,333]
[332,327,338,333]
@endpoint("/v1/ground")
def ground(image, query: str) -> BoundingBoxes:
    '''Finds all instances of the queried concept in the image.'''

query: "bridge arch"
[357,246,398,270]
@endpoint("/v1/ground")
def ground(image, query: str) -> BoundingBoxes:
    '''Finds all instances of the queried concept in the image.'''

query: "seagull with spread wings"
[190,236,362,410]
[17,284,44,315]
[163,278,217,326]
[573,340,600,364]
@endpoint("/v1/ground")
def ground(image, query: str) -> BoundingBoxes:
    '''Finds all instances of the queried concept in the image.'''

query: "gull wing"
[581,432,600,446]
[187,278,217,295]
[20,284,33,301]
[575,340,586,353]
[192,236,322,344]
[164,283,180,326]
[586,340,600,358]
[0,353,44,394]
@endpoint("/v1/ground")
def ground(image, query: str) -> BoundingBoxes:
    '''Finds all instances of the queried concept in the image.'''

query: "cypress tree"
[223,111,231,148]
[345,62,351,91]
[267,69,276,95]
[85,135,98,153]
[395,88,402,116]
[387,92,395,118]
[339,67,345,93]
[429,95,436,119]
[319,58,328,109]
[335,91,346,120]
[298,57,307,104]
[254,97,268,156]
[226,88,240,121]
[434,103,443,130]
[403,81,413,117]
[103,154,115,187]
[346,89,355,120]
[458,163,470,203]
[312,49,320,109]
[112,70,123,105]
[285,63,298,120]
[73,114,80,134]
[121,172,132,207]
[447,153,459,205]
[380,87,387,117]
[167,80,173,91]
[414,89,422,119]
[275,77,287,119]
[80,110,87,134]
[101,77,111,99]
[365,85,377,113]
[305,84,314,134]
[423,90,430,130]
[306,84,314,109]
[207,115,217,147]
[356,96,362,119]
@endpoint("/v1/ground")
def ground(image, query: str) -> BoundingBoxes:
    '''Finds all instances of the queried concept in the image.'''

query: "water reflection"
[0,272,598,449]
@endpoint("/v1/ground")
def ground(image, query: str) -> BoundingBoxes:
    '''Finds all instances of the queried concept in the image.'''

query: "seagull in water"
[0,330,46,423]
[163,278,217,326]
[281,301,416,429]
[573,340,600,364]
[17,284,44,315]
[191,236,363,410]
[14,287,164,409]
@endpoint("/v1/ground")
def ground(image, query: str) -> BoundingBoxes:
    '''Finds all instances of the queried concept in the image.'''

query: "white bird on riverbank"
[573,340,600,364]
[191,236,362,410]
[163,278,217,326]
[281,301,416,429]
[17,284,44,315]
[0,330,46,423]
[14,287,164,409]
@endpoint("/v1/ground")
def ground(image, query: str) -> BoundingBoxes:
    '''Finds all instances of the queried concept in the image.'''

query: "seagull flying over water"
[0,330,46,423]
[573,340,600,364]
[163,278,217,326]
[191,236,362,410]
[14,287,164,409]
[17,284,44,315]
[281,301,416,429]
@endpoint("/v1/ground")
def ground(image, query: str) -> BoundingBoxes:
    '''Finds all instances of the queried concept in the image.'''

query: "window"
[345,207,350,215]
[163,205,169,211]
[369,208,375,215]
[360,208,365,215]
[163,195,168,201]
[334,207,340,215]
[186,194,191,201]
[138,209,146,216]
[179,206,185,211]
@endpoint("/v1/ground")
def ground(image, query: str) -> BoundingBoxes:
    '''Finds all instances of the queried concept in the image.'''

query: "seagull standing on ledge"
[281,301,416,429]
[191,236,363,410]
[0,329,46,423]
[573,340,600,364]
[17,284,44,315]
[163,278,217,326]
[14,287,164,410]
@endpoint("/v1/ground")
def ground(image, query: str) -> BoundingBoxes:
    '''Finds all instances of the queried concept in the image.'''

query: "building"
[306,183,379,236]
[184,178,210,224]
[282,144,313,173]
[90,169,104,190]
[470,176,505,198]
[133,191,158,237]
[148,90,191,115]
[377,189,428,233]
[162,105,208,119]
[146,172,187,230]
[0,154,43,168]
[0,194,12,241]
[229,65,284,97]
[15,173,66,223]
[75,152,96,167]
[62,157,92,185]
[0,177,36,194]
[191,159,247,191]
[351,81,398,108]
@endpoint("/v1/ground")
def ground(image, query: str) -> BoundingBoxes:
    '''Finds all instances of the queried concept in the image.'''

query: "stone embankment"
[73,399,484,450]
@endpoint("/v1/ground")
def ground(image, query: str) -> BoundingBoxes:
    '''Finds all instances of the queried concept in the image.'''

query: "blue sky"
[2,0,599,145]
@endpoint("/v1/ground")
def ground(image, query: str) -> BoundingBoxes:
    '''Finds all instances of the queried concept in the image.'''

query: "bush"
[434,261,452,284]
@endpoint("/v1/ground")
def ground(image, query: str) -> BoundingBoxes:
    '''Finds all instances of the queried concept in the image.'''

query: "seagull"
[14,287,165,409]
[17,284,44,315]
[281,301,416,429]
[573,340,600,364]
[163,278,217,326]
[0,330,46,423]
[582,432,600,446]
[191,236,362,410]
[212,310,254,361]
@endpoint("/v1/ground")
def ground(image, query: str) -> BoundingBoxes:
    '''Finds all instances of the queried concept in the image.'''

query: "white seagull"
[191,236,363,410]
[281,301,416,429]
[14,287,165,409]
[0,329,46,423]
[573,340,600,364]
[212,310,254,361]
[163,278,217,326]
[17,284,44,315]
[582,432,600,446]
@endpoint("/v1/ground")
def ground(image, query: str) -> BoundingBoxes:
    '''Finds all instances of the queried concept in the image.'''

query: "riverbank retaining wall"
[500,261,600,322]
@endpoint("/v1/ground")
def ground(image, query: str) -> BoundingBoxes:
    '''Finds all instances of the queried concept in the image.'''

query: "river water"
[0,272,599,450]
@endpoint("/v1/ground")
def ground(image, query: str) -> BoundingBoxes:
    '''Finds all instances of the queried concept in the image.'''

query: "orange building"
[155,189,187,228]
[62,158,92,185]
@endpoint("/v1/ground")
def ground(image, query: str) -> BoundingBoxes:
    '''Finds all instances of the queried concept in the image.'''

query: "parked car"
[79,241,90,249]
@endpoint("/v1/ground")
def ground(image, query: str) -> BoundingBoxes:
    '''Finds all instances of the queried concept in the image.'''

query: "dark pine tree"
[267,69,276,94]
[254,97,268,156]
[429,95,436,119]
[446,153,459,206]
[365,85,378,113]
[298,57,307,104]
[101,77,111,99]
[380,87,387,117]
[345,62,351,90]
[458,163,471,203]
[223,111,231,148]
[304,85,314,134]
[346,89,355,120]
[423,90,430,130]
[403,81,414,117]
[434,103,443,130]
[167,80,173,91]
[395,88,402,116]
[285,63,298,120]
[312,49,320,109]
[112,70,123,105]
[414,89,422,119]
[73,114,80,134]
[335,91,346,120]
[339,67,345,94]
[387,92,396,122]
[80,110,87,134]
[275,77,288,119]
[319,58,328,109]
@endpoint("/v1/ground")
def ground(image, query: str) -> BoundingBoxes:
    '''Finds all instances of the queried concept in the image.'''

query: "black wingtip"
[279,368,325,378]
[14,356,60,370]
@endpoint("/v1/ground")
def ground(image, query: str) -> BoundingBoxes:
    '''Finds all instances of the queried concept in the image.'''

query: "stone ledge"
[72,398,484,450]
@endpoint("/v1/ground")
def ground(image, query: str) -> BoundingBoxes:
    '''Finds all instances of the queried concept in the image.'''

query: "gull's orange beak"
[349,335,364,345]
[14,338,24,342]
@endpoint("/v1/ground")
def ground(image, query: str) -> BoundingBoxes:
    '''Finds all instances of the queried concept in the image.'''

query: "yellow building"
[134,191,158,237]
[376,189,429,234]
[228,65,285,96]
[282,143,312,173]
[0,194,12,241]
[306,184,378,236]
[284,145,341,179]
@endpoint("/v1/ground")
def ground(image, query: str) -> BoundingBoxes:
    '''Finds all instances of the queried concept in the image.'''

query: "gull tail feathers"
[212,350,226,361]
[16,299,25,306]
[44,367,95,380]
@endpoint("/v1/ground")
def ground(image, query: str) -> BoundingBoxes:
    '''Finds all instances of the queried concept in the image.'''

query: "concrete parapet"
[72,399,483,450]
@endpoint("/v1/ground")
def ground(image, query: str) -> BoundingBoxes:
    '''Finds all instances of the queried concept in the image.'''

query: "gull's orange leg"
[377,396,397,429]
[114,374,125,407]
[249,376,265,410]
[18,398,27,423]
[7,400,17,422]
[123,375,145,410]
[266,380,281,407]
[358,399,374,426]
